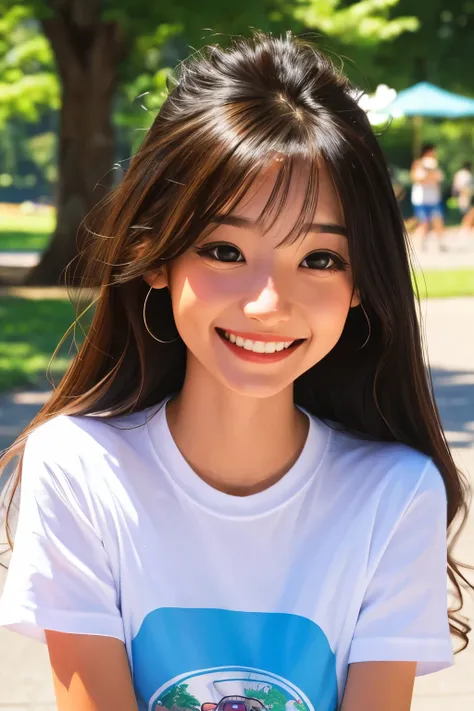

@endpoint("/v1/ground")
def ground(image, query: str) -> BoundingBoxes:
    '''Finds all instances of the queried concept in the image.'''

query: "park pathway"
[0,298,473,710]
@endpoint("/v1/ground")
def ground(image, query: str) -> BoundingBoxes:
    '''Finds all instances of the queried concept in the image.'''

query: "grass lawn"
[0,291,83,392]
[0,211,54,251]
[414,270,474,298]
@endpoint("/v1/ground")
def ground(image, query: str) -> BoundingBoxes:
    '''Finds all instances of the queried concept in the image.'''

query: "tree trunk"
[26,6,125,285]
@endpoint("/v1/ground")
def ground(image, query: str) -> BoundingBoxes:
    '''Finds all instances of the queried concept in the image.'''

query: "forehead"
[230,158,345,232]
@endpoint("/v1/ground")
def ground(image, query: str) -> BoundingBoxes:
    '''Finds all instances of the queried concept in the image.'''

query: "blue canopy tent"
[381,82,474,156]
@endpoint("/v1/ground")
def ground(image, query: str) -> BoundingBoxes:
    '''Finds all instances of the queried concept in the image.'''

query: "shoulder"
[324,423,446,517]
[319,426,448,564]
[19,407,161,522]
[26,409,139,453]
[23,408,154,485]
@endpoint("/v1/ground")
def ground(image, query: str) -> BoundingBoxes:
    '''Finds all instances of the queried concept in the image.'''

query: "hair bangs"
[252,156,321,248]
[196,150,322,251]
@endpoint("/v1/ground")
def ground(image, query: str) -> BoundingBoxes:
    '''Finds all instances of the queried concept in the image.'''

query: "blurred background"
[0,1,473,709]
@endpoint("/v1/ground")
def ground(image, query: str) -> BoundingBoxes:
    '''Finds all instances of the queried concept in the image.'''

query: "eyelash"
[195,243,349,272]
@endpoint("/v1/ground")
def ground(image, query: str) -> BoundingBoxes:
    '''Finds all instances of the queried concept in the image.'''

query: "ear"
[143,265,168,290]
[350,288,360,308]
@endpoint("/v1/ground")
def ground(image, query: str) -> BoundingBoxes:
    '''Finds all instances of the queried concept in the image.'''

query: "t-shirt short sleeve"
[348,460,454,675]
[0,420,124,644]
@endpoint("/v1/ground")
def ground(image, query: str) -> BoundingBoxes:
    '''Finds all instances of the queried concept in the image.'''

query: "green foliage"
[0,294,77,391]
[371,0,474,92]
[245,687,289,711]
[0,119,57,200]
[159,684,201,711]
[291,0,418,45]
[115,24,183,147]
[26,131,58,184]
[0,2,59,127]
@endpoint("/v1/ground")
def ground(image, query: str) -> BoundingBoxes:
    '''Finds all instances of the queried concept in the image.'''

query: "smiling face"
[146,159,359,398]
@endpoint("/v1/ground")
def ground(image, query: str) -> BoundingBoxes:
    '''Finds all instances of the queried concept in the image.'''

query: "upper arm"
[341,661,416,711]
[46,630,139,711]
[0,424,124,643]
[410,160,422,181]
[347,462,453,676]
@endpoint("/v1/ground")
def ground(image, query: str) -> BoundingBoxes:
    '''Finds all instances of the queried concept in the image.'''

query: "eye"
[196,243,245,263]
[300,250,348,271]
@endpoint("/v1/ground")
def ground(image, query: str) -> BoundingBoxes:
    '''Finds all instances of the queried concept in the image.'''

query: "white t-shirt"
[411,159,443,206]
[0,399,454,711]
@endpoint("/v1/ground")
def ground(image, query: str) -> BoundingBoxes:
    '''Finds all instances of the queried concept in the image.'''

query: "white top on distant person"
[452,161,474,241]
[452,161,473,214]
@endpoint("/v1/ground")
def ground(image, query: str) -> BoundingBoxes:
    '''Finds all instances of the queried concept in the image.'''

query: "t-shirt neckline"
[146,397,330,519]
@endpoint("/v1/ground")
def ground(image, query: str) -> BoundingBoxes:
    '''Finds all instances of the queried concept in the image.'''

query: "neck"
[165,354,309,496]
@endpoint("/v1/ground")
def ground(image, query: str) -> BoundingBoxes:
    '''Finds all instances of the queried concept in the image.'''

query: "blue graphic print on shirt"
[131,608,337,711]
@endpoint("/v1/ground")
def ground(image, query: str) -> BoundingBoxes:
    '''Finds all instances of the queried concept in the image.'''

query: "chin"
[215,369,295,399]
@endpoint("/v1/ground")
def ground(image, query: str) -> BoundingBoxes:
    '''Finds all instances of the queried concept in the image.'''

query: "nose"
[243,276,291,324]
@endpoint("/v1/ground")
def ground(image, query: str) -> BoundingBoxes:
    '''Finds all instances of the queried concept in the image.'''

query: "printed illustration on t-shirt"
[153,669,310,711]
[131,608,338,711]
[152,668,311,711]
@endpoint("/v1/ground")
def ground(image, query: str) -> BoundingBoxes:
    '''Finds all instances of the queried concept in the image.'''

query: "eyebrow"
[210,214,348,236]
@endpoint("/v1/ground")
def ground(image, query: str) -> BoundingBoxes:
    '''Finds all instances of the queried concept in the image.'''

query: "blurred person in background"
[452,160,473,215]
[453,161,474,243]
[410,143,446,250]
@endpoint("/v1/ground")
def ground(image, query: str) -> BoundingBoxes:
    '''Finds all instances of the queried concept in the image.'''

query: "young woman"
[0,31,472,711]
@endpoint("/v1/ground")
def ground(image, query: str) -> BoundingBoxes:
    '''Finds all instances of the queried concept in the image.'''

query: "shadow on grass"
[0,296,83,391]
[0,230,49,252]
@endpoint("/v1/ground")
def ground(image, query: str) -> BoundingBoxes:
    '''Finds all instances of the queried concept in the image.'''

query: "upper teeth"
[223,331,294,353]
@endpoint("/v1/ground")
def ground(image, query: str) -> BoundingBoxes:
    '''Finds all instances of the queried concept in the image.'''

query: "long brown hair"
[1,30,472,651]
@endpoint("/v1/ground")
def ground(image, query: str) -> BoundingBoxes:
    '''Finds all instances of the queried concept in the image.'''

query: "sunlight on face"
[165,160,358,398]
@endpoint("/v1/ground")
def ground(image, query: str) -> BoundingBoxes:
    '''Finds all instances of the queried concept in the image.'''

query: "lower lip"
[217,331,304,363]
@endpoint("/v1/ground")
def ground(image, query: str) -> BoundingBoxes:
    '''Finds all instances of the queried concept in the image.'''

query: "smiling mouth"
[215,328,305,354]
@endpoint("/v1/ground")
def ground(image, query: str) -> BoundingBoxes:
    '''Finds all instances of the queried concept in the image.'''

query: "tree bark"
[26,4,125,285]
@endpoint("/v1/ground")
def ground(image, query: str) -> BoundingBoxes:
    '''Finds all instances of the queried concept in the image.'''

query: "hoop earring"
[143,286,180,344]
[358,303,371,350]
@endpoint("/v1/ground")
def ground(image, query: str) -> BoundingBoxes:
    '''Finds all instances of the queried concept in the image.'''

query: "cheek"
[168,260,233,325]
[186,269,239,304]
[306,276,354,333]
